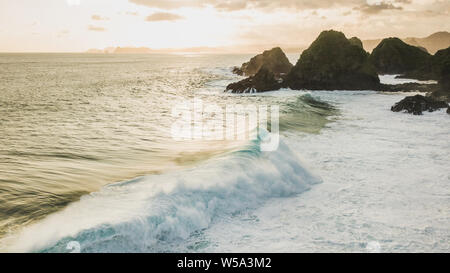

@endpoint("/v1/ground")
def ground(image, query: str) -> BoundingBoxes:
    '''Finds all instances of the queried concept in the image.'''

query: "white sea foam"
[197,91,450,253]
[2,53,448,253]
[1,137,320,253]
[379,74,438,85]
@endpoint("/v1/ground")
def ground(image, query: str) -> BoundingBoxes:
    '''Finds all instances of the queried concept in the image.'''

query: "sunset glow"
[0,0,448,52]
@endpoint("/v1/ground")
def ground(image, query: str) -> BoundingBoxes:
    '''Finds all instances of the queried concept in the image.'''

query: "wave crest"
[2,137,321,253]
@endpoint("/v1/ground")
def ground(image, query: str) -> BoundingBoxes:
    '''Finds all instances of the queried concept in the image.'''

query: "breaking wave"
[2,135,321,253]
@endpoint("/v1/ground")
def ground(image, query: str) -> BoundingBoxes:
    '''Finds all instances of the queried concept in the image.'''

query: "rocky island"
[285,30,380,91]
[226,47,293,93]
[368,38,432,75]
[232,47,293,77]
[386,45,450,113]
[225,29,449,115]
[227,30,381,93]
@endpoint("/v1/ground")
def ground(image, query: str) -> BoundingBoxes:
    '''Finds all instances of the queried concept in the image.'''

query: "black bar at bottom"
[0,253,444,272]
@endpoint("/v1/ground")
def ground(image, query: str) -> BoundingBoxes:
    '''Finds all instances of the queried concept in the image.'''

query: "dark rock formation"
[226,32,447,94]
[286,30,380,90]
[429,47,450,101]
[369,38,432,75]
[232,66,244,76]
[393,47,449,103]
[391,95,448,115]
[417,46,429,53]
[226,67,282,93]
[349,37,363,48]
[401,46,450,81]
[233,47,293,77]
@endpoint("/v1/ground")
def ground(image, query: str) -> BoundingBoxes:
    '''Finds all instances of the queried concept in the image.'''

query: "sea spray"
[2,136,321,253]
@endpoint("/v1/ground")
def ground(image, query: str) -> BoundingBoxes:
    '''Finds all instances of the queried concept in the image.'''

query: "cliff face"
[234,47,293,77]
[430,47,450,101]
[286,30,380,90]
[369,38,432,74]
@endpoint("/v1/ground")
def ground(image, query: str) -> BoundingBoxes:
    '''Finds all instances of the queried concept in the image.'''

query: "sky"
[0,0,448,52]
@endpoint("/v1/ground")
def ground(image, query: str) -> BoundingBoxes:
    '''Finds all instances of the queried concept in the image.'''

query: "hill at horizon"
[85,31,450,55]
[363,31,450,54]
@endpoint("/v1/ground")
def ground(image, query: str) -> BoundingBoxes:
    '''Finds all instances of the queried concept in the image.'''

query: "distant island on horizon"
[85,31,450,55]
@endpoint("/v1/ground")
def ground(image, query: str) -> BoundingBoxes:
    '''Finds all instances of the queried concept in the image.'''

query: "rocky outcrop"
[391,95,448,115]
[349,37,363,48]
[233,47,293,77]
[403,47,450,101]
[400,46,450,81]
[226,31,447,94]
[226,67,282,93]
[417,46,429,53]
[369,38,432,75]
[386,47,449,104]
[232,66,244,76]
[429,47,450,101]
[286,30,380,90]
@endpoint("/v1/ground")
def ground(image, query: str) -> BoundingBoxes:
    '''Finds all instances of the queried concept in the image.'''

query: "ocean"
[0,53,448,252]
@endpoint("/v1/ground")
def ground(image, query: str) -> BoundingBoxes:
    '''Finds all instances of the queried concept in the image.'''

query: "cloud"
[129,0,364,11]
[88,25,106,32]
[342,10,352,16]
[145,12,184,22]
[127,0,421,13]
[214,1,248,11]
[129,0,201,9]
[419,0,450,17]
[91,15,109,21]
[355,1,403,14]
[126,11,139,16]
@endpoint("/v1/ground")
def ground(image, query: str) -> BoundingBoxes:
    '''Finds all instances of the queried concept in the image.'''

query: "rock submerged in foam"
[391,94,448,115]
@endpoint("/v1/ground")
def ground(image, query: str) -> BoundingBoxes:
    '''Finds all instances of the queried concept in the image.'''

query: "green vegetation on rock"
[286,30,380,90]
[369,37,432,74]
[348,37,363,48]
[235,47,293,77]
